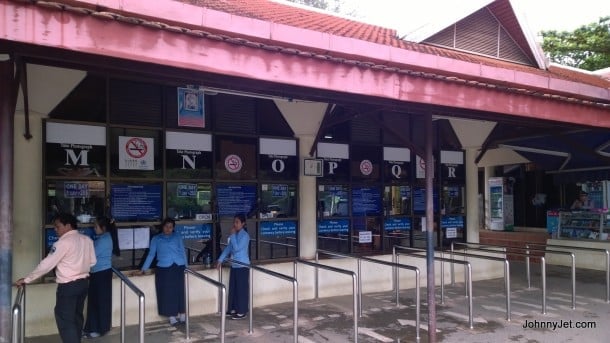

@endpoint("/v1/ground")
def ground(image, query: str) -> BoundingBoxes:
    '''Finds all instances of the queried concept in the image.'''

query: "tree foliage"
[541,16,610,71]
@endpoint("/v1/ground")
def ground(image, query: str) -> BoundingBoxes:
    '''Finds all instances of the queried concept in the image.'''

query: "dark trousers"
[55,278,89,343]
[228,267,249,314]
[155,264,185,317]
[84,269,112,335]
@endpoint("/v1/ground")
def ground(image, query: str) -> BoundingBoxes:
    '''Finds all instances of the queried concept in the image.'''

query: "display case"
[558,211,610,240]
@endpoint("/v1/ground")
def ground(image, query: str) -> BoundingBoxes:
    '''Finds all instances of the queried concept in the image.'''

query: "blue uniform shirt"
[141,231,186,271]
[218,228,250,268]
[91,232,113,273]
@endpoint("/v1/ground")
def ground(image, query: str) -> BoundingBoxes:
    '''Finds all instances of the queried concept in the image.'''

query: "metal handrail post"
[440,250,445,305]
[450,241,455,285]
[224,258,298,342]
[529,243,610,303]
[392,246,398,292]
[571,253,576,309]
[357,259,362,317]
[315,251,319,299]
[120,281,125,343]
[112,268,145,343]
[504,260,510,322]
[11,285,25,343]
[249,267,254,334]
[526,245,531,289]
[184,268,226,342]
[295,259,358,343]
[397,251,471,330]
[541,256,546,314]
[218,266,223,314]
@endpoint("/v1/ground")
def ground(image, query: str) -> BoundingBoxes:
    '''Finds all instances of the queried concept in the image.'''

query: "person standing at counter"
[570,191,595,210]
[15,213,96,343]
[83,216,120,339]
[216,213,250,320]
[138,217,187,326]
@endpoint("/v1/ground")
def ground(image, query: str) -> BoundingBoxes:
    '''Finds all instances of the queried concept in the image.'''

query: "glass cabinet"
[559,211,610,240]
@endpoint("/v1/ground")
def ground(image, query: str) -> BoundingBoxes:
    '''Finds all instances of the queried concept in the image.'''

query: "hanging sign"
[177,87,205,128]
[45,122,106,177]
[119,136,154,170]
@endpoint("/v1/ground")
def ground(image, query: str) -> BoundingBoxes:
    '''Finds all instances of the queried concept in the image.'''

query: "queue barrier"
[184,268,226,342]
[11,285,25,343]
[112,268,145,343]
[526,242,610,303]
[392,245,474,328]
[220,258,299,343]
[453,242,576,310]
[294,259,359,343]
[315,249,421,341]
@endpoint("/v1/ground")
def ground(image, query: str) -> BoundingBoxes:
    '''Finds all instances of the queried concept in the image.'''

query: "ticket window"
[351,186,382,253]
[383,185,412,251]
[258,183,298,259]
[317,184,350,253]
[441,184,466,248]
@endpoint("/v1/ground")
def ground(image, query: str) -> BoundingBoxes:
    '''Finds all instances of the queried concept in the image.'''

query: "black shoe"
[231,313,246,320]
[225,311,236,317]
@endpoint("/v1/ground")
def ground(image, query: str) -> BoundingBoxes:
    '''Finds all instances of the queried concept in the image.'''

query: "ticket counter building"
[1,0,609,337]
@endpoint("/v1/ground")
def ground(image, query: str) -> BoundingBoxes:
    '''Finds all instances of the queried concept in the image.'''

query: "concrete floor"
[25,262,610,342]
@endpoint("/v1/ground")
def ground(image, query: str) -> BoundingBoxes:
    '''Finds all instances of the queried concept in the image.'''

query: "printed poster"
[177,87,205,128]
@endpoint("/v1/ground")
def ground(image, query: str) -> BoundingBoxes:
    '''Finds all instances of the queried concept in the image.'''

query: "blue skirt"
[155,264,185,317]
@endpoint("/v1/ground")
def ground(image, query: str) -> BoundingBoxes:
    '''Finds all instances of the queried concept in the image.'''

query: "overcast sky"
[343,0,609,37]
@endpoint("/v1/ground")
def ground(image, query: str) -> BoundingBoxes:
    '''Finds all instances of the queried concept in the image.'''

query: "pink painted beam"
[1,1,609,128]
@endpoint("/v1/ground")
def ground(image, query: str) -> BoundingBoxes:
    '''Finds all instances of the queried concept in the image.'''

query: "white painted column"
[465,148,479,243]
[298,135,317,258]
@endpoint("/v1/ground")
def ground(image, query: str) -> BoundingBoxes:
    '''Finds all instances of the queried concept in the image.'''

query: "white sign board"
[359,231,372,244]
[119,136,154,170]
[446,227,457,239]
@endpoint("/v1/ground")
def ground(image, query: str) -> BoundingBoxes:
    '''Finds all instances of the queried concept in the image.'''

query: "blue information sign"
[440,215,464,228]
[177,183,197,197]
[318,219,349,234]
[384,217,411,231]
[64,182,89,198]
[176,223,212,239]
[413,187,439,214]
[111,184,162,221]
[261,221,297,237]
[271,184,288,198]
[45,227,95,248]
[217,184,257,217]
[352,187,382,216]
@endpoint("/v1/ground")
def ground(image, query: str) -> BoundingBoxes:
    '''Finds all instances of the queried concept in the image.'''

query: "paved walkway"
[26,262,610,342]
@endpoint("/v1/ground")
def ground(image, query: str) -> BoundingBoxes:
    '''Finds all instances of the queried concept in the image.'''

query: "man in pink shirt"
[16,213,96,343]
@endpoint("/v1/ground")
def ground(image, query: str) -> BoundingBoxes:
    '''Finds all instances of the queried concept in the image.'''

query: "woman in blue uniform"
[83,216,119,338]
[216,213,250,320]
[140,217,187,325]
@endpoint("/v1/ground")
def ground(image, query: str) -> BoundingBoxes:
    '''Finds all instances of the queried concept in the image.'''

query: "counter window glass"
[442,185,464,215]
[260,184,297,219]
[166,182,213,220]
[214,136,257,180]
[46,181,106,224]
[384,185,411,216]
[318,184,349,217]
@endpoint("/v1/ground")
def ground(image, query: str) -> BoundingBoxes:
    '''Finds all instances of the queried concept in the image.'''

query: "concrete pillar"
[0,57,15,343]
[298,135,317,259]
[465,148,479,243]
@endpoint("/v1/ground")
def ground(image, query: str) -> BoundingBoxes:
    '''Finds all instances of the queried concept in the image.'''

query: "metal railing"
[11,285,25,343]
[315,248,421,339]
[219,258,299,342]
[111,268,145,343]
[450,243,547,315]
[184,268,226,342]
[526,242,610,303]
[453,242,576,310]
[295,259,359,343]
[392,245,473,328]
[259,239,297,258]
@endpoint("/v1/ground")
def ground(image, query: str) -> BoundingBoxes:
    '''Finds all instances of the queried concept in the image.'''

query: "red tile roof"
[175,0,610,90]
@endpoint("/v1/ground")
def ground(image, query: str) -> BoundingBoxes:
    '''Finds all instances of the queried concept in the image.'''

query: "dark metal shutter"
[382,111,411,146]
[212,94,256,134]
[351,114,381,144]
[109,79,163,127]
